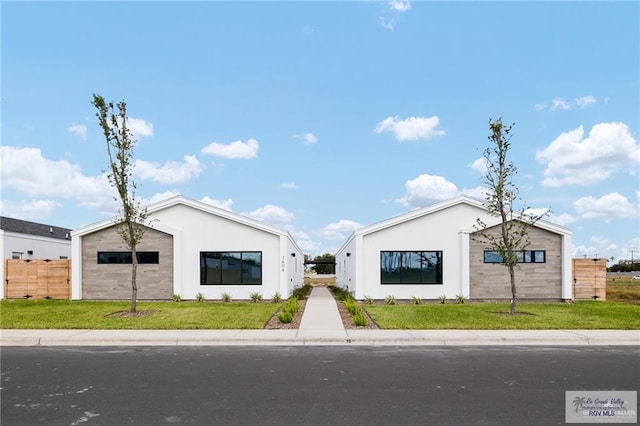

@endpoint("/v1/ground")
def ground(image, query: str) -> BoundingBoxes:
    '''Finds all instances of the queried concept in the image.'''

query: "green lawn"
[0,300,281,329]
[607,275,640,304]
[363,301,640,330]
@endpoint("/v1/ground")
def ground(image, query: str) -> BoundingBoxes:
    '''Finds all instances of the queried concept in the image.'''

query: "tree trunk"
[509,264,517,315]
[131,246,138,313]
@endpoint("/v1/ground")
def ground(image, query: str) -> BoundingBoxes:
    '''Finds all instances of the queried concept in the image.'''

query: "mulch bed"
[105,310,156,318]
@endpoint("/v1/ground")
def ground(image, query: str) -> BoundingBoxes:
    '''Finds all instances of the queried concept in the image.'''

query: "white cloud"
[0,199,61,220]
[126,117,153,139]
[242,204,294,225]
[375,115,445,141]
[201,139,259,159]
[523,207,551,219]
[548,213,576,226]
[550,97,571,111]
[396,174,459,207]
[321,219,364,241]
[134,155,203,184]
[390,0,411,12]
[574,192,639,221]
[293,133,318,145]
[147,190,181,204]
[575,95,597,108]
[379,0,411,30]
[0,146,114,211]
[459,186,487,201]
[536,122,640,187]
[279,182,299,189]
[200,196,234,211]
[533,103,547,111]
[68,123,87,141]
[469,157,489,174]
[572,245,598,258]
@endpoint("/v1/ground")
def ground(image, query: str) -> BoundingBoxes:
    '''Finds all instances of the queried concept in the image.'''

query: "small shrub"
[455,294,466,304]
[172,294,182,302]
[271,292,282,303]
[344,299,359,316]
[292,284,313,300]
[352,310,368,326]
[250,292,263,303]
[195,292,205,302]
[329,285,354,302]
[385,295,397,305]
[411,296,423,305]
[278,311,293,323]
[438,295,447,304]
[221,292,232,303]
[283,297,299,315]
[364,295,374,305]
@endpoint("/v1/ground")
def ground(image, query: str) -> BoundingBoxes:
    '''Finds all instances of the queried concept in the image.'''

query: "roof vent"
[49,227,53,233]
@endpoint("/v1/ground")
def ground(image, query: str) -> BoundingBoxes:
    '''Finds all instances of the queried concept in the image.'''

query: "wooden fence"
[4,259,71,300]
[572,258,606,300]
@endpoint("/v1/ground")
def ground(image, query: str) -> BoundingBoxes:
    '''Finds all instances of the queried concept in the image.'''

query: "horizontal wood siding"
[4,259,71,299]
[81,225,173,300]
[572,258,606,300]
[469,224,562,300]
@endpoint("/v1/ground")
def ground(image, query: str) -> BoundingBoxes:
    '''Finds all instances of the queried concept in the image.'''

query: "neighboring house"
[71,195,304,300]
[0,216,72,299]
[334,195,572,301]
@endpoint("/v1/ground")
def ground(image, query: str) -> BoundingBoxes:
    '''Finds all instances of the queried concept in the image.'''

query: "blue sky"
[2,1,639,261]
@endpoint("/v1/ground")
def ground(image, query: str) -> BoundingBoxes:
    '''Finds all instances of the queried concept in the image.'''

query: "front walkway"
[297,286,347,340]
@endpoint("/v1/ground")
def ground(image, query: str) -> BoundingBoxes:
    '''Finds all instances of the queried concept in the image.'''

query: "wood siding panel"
[469,224,563,300]
[572,258,606,300]
[81,225,173,300]
[4,259,70,299]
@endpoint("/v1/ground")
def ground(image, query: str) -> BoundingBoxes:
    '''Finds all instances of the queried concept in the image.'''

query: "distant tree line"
[608,261,640,273]
[308,253,335,274]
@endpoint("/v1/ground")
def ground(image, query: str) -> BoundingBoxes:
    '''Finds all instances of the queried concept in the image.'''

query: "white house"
[334,195,572,301]
[71,195,304,300]
[0,216,72,299]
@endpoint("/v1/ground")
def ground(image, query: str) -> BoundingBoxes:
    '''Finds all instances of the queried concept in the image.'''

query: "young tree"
[474,118,547,315]
[92,94,148,313]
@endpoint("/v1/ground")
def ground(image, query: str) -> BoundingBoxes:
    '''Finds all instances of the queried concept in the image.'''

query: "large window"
[97,251,159,264]
[200,251,262,285]
[381,251,443,284]
[483,250,546,264]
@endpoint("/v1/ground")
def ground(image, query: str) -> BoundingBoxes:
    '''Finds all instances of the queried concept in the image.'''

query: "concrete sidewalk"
[1,286,638,346]
[1,329,638,346]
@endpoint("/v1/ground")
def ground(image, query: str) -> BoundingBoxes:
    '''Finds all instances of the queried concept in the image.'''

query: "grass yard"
[607,275,640,304]
[363,301,640,330]
[0,300,282,329]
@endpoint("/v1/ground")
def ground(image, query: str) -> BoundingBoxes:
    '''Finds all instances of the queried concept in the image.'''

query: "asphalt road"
[2,346,638,425]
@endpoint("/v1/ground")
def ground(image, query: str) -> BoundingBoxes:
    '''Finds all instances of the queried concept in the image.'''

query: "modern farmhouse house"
[334,195,572,301]
[71,195,304,300]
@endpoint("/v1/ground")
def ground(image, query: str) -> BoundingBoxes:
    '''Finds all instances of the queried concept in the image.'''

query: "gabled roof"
[337,194,571,251]
[71,195,300,247]
[354,195,487,237]
[0,216,72,241]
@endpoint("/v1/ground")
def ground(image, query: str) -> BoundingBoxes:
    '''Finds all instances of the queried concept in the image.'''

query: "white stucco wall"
[357,203,493,300]
[72,197,303,301]
[336,200,497,300]
[148,204,287,300]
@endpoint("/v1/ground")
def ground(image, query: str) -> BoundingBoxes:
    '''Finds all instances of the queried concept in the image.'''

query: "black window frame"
[380,250,443,285]
[200,251,263,285]
[97,251,160,264]
[483,250,546,264]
